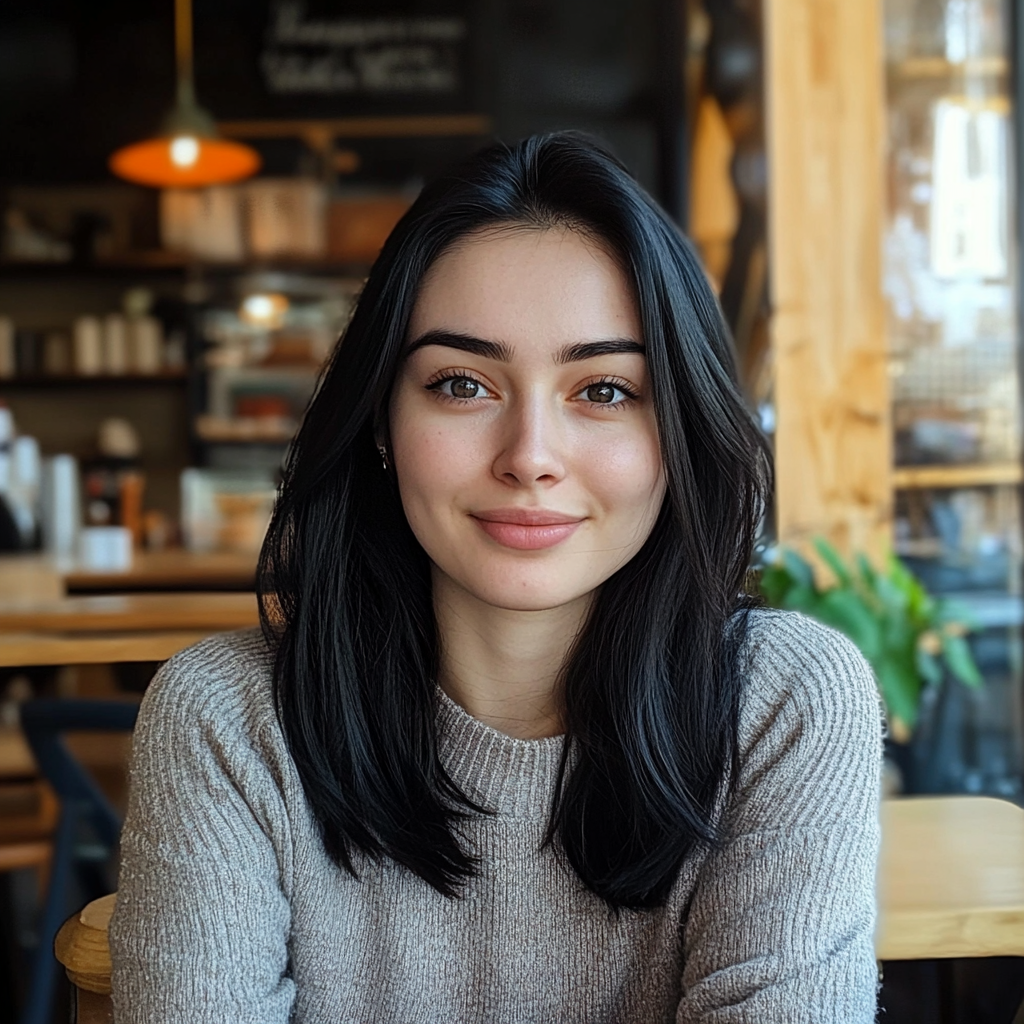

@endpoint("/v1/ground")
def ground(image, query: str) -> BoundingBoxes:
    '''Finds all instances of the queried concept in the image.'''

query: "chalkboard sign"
[195,0,479,120]
[262,2,468,97]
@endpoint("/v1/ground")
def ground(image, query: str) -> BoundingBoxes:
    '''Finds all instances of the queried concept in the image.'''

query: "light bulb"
[240,293,289,328]
[244,295,275,320]
[169,136,200,168]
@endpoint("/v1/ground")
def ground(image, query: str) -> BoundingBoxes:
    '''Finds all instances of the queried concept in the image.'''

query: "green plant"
[758,538,982,741]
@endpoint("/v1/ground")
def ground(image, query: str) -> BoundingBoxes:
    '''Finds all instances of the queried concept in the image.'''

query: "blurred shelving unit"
[187,267,364,476]
[0,252,368,521]
[882,0,1024,796]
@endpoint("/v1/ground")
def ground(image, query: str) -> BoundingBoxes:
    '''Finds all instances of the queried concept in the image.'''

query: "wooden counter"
[0,593,259,634]
[0,592,260,668]
[0,550,257,595]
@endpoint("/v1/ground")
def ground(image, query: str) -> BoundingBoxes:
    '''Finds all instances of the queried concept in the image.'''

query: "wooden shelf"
[0,255,371,278]
[889,55,1009,79]
[217,113,492,143]
[892,463,1022,490]
[194,414,294,444]
[0,373,187,388]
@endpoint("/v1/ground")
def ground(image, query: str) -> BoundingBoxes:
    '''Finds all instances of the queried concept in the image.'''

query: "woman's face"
[389,226,666,613]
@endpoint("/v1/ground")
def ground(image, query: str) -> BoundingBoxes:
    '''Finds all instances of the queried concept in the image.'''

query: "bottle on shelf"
[0,405,20,551]
[0,317,13,380]
[0,405,44,551]
[73,316,103,376]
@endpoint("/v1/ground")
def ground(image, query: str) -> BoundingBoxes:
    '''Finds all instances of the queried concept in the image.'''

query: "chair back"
[19,700,138,850]
[17,699,139,1024]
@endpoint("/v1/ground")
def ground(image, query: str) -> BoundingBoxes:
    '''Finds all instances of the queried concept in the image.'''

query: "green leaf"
[915,647,943,687]
[780,585,819,616]
[781,549,816,591]
[880,615,916,668]
[874,573,909,618]
[942,634,983,688]
[813,537,852,587]
[759,565,795,608]
[815,589,883,660]
[876,659,921,728]
[855,552,877,591]
[887,555,919,596]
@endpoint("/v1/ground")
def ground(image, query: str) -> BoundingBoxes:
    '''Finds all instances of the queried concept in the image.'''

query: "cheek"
[390,394,485,519]
[573,423,665,512]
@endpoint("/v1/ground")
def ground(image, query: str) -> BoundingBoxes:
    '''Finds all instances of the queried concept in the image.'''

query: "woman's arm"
[677,612,883,1023]
[109,635,296,1024]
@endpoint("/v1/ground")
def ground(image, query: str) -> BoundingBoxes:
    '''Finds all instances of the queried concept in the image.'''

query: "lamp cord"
[175,0,195,106]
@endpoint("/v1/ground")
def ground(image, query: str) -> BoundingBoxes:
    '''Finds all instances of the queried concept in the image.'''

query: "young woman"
[110,133,882,1023]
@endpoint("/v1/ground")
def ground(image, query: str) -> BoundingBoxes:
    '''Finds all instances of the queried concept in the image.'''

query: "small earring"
[378,444,390,471]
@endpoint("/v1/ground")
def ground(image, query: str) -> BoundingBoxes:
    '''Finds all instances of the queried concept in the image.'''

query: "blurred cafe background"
[0,0,1023,1022]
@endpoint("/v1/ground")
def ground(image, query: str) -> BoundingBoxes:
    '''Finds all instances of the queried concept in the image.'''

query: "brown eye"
[451,378,479,399]
[585,383,617,404]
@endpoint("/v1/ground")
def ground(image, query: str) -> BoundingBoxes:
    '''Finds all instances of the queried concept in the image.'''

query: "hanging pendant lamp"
[109,0,261,188]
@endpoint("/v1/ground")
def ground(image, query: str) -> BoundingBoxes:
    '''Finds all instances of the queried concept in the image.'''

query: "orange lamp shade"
[109,135,261,188]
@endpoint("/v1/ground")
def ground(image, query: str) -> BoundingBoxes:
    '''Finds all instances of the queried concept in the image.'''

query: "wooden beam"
[892,463,1023,490]
[767,0,892,561]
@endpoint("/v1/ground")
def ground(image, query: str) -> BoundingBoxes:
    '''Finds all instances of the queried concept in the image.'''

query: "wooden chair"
[18,700,138,1024]
[0,750,60,1019]
[54,893,113,1024]
[0,780,58,876]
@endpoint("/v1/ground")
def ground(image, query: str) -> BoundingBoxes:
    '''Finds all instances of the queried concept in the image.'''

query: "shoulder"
[120,630,304,903]
[735,607,882,734]
[134,627,280,765]
[727,608,884,824]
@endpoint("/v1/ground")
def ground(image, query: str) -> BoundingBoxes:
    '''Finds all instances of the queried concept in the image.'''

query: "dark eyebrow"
[404,330,645,365]
[555,339,645,364]
[405,330,513,363]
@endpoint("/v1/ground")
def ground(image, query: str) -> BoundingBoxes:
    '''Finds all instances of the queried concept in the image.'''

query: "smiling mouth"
[470,509,585,550]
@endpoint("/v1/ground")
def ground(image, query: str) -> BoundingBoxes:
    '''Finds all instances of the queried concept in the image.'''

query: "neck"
[433,571,591,740]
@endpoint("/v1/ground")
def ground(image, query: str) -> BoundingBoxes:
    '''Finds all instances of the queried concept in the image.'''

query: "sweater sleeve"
[676,612,883,1024]
[109,634,296,1024]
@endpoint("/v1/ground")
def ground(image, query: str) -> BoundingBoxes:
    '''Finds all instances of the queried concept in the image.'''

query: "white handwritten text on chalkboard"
[262,2,468,95]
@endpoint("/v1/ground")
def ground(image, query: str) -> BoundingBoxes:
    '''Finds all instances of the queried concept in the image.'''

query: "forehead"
[408,226,641,350]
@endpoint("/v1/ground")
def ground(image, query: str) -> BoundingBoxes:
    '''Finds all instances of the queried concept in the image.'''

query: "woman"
[110,133,882,1023]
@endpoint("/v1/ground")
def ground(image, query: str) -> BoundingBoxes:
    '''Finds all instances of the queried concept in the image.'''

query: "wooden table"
[0,550,257,595]
[0,592,260,668]
[877,795,1024,960]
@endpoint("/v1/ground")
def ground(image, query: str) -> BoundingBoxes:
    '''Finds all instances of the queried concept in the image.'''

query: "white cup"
[130,316,164,374]
[40,454,81,557]
[73,317,103,376]
[102,314,128,375]
[78,525,133,571]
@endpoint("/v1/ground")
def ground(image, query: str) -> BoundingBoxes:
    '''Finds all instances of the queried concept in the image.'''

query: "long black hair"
[258,132,772,911]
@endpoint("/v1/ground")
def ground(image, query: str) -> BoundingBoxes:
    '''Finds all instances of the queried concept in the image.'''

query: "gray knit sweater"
[109,610,883,1023]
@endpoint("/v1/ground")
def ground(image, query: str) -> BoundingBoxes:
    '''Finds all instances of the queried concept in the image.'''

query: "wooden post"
[766,0,892,561]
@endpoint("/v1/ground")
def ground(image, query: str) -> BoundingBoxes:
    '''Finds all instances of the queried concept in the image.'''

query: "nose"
[490,391,567,488]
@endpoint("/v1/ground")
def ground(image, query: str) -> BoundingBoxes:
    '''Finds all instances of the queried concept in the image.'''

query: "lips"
[470,508,585,550]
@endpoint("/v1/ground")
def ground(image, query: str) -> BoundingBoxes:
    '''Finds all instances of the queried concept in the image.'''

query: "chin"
[459,568,599,613]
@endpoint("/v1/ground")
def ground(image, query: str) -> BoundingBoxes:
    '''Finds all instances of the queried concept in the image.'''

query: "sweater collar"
[435,687,567,823]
